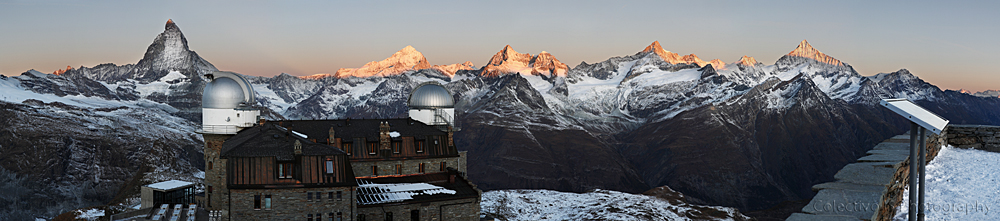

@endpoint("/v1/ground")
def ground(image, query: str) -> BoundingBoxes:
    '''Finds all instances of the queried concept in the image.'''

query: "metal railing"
[201,125,240,134]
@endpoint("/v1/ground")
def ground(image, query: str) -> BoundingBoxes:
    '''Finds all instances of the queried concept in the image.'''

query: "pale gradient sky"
[1,0,998,92]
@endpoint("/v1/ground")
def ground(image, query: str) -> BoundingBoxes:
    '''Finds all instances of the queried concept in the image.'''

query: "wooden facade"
[227,155,351,188]
[329,135,457,161]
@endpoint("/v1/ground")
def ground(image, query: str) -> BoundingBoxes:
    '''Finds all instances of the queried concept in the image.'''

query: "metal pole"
[918,128,927,221]
[909,122,918,221]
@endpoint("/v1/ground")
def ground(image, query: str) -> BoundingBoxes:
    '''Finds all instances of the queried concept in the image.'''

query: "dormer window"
[368,143,377,155]
[278,162,294,179]
[325,159,335,175]
[342,143,351,155]
[392,142,400,154]
[416,141,424,153]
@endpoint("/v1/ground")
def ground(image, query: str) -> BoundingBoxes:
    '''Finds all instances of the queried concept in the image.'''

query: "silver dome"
[202,71,255,109]
[408,82,454,109]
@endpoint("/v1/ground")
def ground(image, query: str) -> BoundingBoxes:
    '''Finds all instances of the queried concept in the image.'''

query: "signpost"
[880,99,949,221]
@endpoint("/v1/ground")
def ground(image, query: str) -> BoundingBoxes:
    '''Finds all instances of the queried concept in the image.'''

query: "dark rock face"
[0,100,203,219]
[453,75,648,193]
[621,77,899,210]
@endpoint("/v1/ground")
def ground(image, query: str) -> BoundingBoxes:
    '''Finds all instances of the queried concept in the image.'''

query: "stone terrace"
[786,133,935,221]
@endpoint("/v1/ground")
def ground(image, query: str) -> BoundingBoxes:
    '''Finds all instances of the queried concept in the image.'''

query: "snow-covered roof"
[356,179,456,205]
[146,180,194,191]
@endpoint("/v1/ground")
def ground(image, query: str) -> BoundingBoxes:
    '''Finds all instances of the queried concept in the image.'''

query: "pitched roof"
[221,123,346,160]
[276,118,447,143]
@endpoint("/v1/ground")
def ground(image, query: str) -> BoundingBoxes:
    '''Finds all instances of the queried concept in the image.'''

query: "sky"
[1,0,997,92]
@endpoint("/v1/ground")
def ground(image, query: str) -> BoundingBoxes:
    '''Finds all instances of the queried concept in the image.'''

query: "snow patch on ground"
[893,145,1000,221]
[482,189,748,221]
[252,83,294,112]
[75,208,104,221]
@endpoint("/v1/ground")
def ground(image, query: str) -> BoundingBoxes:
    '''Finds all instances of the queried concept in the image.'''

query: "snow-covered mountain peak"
[737,55,759,67]
[431,61,476,77]
[639,41,719,68]
[482,45,567,77]
[532,51,569,77]
[972,90,1000,98]
[786,40,843,66]
[641,41,684,64]
[334,45,432,78]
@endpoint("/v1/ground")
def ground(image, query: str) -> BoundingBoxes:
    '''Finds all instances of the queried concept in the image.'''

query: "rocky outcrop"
[431,61,476,77]
[52,66,73,75]
[334,45,432,78]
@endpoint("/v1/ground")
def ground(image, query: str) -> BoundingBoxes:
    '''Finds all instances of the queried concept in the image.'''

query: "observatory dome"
[408,82,454,109]
[202,72,255,109]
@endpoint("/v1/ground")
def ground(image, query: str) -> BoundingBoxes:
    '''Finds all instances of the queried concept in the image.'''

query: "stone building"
[200,72,480,221]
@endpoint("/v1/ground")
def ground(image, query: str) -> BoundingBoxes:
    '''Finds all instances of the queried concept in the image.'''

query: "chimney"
[379,121,390,150]
[447,126,454,147]
[328,127,335,145]
[294,140,302,155]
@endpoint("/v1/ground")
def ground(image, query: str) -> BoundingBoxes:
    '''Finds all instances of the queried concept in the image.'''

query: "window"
[207,161,213,170]
[343,143,351,155]
[358,214,366,221]
[316,191,322,200]
[416,141,424,153]
[208,185,213,193]
[336,212,343,221]
[308,214,313,221]
[264,195,271,209]
[434,139,439,145]
[368,143,377,155]
[411,210,420,221]
[419,163,425,174]
[372,165,378,176]
[328,192,334,200]
[316,213,322,221]
[440,162,446,172]
[253,195,261,210]
[307,192,313,201]
[392,142,400,154]
[395,164,402,175]
[337,191,342,200]
[326,160,335,174]
[278,163,294,179]
[385,212,392,221]
[329,213,335,221]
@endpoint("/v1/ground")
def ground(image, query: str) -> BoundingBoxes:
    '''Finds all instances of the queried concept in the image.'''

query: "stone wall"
[357,197,480,221]
[203,134,233,220]
[872,131,945,221]
[230,186,356,221]
[947,125,1000,152]
[875,125,1000,220]
[351,156,465,177]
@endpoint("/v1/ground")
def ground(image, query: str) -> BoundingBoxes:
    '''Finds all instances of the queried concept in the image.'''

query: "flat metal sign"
[880,98,949,135]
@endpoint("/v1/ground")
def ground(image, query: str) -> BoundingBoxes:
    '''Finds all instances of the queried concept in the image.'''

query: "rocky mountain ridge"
[481,45,570,77]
